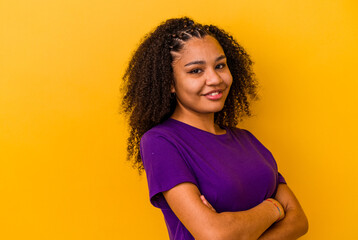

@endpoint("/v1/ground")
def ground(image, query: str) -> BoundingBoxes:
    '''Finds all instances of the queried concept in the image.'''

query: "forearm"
[210,200,281,240]
[258,207,309,240]
[164,183,284,240]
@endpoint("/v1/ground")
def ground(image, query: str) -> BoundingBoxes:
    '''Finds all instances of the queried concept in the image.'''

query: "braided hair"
[121,17,257,173]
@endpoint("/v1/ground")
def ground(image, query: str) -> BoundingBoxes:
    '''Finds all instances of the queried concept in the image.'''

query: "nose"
[205,68,223,85]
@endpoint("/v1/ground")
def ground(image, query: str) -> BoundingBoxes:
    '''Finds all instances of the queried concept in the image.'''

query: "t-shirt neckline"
[167,118,229,137]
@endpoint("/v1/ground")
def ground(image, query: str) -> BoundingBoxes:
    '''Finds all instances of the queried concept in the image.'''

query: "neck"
[170,108,224,135]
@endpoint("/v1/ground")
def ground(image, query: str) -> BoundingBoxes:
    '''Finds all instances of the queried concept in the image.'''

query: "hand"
[200,195,217,212]
[265,198,285,222]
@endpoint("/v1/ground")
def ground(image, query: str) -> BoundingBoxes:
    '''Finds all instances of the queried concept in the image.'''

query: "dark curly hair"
[121,17,258,173]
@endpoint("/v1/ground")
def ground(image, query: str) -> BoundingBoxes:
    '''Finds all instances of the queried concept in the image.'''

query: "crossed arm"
[163,183,308,240]
[257,184,309,240]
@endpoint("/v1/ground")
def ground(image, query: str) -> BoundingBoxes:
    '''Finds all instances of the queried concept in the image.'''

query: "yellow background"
[1,0,357,239]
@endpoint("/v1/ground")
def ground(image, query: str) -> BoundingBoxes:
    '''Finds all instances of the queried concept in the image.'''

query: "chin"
[203,104,225,113]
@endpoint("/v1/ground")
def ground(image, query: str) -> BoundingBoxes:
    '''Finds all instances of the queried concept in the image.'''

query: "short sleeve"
[241,129,287,186]
[140,132,198,209]
[278,172,287,184]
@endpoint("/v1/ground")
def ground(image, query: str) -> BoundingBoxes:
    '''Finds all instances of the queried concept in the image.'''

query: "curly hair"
[120,17,258,173]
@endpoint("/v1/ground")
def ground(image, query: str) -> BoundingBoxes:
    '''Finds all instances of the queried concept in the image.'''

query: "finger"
[204,198,214,208]
[200,195,216,212]
[200,195,209,206]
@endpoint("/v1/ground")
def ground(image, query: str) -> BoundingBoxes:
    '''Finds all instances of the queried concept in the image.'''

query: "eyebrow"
[184,55,226,67]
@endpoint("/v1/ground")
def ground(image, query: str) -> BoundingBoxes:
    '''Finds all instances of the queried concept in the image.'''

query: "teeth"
[208,92,219,96]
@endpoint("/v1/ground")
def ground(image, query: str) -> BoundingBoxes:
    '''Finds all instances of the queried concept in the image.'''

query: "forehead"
[172,35,225,64]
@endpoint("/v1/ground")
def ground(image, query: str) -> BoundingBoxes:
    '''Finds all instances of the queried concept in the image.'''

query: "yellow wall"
[1,0,357,239]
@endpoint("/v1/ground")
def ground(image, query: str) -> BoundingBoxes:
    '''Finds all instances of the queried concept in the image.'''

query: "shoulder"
[227,127,267,147]
[227,126,254,138]
[140,119,180,147]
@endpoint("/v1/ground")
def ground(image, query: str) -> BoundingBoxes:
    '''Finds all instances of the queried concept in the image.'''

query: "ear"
[170,52,181,94]
[170,79,176,93]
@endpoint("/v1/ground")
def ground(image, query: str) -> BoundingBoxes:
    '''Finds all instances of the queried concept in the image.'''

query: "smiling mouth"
[204,91,224,100]
[206,91,221,96]
[203,89,224,96]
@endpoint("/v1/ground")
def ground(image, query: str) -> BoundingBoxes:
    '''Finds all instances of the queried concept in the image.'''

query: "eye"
[216,63,226,69]
[188,68,203,74]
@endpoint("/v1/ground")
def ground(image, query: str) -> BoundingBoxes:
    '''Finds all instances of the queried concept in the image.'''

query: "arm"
[163,182,285,240]
[258,184,309,240]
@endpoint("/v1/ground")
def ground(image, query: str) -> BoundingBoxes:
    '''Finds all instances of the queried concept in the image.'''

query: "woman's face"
[171,35,233,116]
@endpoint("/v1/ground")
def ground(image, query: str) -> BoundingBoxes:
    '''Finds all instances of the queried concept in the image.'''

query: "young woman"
[121,17,308,240]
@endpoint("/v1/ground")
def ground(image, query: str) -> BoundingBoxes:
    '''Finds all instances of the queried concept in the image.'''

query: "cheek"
[174,74,203,94]
[222,71,233,86]
[228,76,233,87]
[177,80,202,96]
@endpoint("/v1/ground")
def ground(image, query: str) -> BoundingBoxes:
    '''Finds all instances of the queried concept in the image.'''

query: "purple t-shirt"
[140,118,286,240]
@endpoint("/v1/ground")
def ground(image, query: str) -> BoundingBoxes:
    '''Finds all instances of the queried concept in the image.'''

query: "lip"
[205,91,223,100]
[203,89,224,100]
[203,89,224,96]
